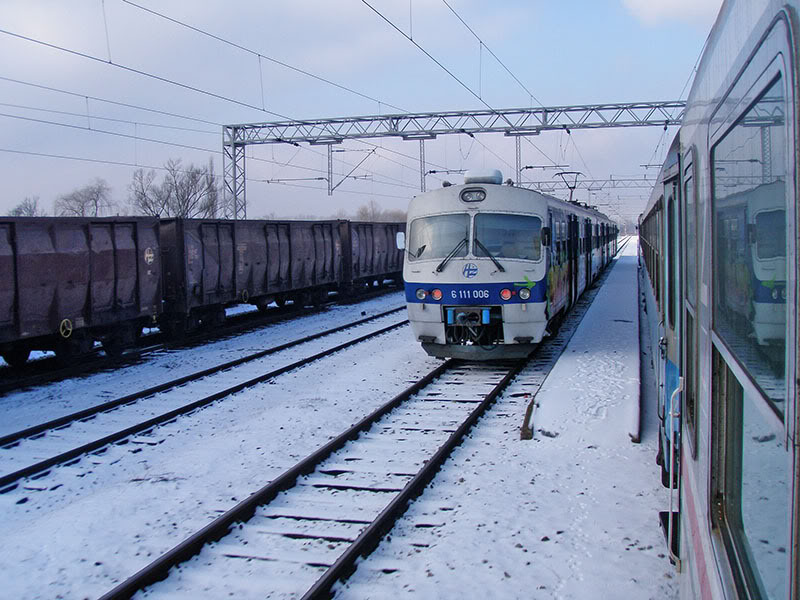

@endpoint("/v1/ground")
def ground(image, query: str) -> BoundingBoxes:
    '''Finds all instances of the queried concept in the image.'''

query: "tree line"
[6,158,406,222]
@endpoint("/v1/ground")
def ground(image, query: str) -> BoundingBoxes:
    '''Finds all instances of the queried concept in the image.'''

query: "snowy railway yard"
[0,238,677,599]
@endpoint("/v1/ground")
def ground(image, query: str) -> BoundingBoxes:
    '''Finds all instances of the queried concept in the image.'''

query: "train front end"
[401,170,549,360]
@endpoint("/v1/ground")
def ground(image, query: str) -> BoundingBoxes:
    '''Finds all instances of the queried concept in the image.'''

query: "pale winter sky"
[0,0,723,224]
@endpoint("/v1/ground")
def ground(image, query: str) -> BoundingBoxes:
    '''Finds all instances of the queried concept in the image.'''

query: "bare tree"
[8,196,45,216]
[354,200,407,222]
[129,158,220,218]
[381,208,407,222]
[355,199,381,221]
[55,179,114,217]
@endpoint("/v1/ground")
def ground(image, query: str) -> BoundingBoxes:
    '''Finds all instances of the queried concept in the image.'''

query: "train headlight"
[416,289,428,300]
[500,288,512,301]
[518,288,531,300]
[781,288,786,300]
[460,189,486,203]
[431,288,443,301]
[772,288,779,300]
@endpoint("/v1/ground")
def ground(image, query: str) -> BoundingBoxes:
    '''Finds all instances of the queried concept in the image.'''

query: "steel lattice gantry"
[525,176,658,192]
[223,100,686,219]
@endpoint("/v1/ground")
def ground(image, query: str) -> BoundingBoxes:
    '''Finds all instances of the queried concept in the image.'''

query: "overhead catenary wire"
[120,0,409,114]
[0,82,421,192]
[0,110,419,191]
[361,0,560,169]
[360,0,514,128]
[0,27,292,119]
[440,0,545,108]
[0,75,223,127]
[0,101,218,135]
[0,36,426,193]
[0,147,412,202]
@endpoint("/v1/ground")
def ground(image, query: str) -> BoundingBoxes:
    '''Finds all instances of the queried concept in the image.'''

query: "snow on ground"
[0,294,408,436]
[336,239,678,599]
[1,240,678,599]
[0,294,441,599]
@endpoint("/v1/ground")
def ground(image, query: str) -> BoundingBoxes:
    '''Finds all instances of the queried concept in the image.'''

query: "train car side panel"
[0,224,14,336]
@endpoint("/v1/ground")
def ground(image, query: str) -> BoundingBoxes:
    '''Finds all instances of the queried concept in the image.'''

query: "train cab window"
[407,214,469,261]
[711,75,787,412]
[473,213,542,261]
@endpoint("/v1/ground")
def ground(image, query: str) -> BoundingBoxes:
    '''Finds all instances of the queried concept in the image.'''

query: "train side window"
[711,75,787,413]
[685,163,697,308]
[710,66,792,600]
[667,192,676,330]
[712,349,789,598]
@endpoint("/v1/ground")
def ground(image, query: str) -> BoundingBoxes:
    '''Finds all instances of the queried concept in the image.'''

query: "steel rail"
[0,318,408,492]
[0,284,403,396]
[302,357,529,599]
[0,307,404,449]
[97,359,456,600]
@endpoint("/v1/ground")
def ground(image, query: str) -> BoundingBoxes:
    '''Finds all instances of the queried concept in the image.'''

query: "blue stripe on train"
[752,278,786,303]
[404,278,547,305]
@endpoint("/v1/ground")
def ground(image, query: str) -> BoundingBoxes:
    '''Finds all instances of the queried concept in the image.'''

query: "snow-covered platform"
[336,238,677,599]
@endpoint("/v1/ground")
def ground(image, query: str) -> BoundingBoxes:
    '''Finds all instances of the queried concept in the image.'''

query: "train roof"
[409,170,615,225]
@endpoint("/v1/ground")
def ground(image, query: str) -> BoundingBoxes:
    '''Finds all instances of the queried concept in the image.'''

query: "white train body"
[402,170,617,360]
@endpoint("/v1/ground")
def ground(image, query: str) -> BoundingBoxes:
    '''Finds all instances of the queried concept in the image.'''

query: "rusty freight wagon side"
[343,221,405,290]
[0,217,162,366]
[158,219,344,334]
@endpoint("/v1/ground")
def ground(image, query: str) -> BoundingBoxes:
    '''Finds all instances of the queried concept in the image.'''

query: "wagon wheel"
[311,289,327,307]
[54,334,92,365]
[59,318,73,339]
[102,335,124,358]
[2,348,31,369]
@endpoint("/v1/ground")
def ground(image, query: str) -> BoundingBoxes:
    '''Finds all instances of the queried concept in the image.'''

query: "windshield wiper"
[474,238,506,272]
[435,237,468,272]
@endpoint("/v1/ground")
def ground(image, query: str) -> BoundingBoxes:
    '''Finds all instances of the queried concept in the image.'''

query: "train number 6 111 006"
[451,289,489,299]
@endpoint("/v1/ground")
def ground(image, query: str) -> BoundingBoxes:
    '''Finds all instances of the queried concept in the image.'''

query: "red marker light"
[500,288,512,301]
[431,289,443,301]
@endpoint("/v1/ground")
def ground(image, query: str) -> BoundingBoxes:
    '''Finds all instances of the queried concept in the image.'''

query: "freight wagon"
[0,217,162,366]
[0,217,404,367]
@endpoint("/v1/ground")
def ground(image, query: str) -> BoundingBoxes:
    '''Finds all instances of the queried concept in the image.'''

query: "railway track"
[96,248,620,599]
[99,358,525,600]
[0,307,407,494]
[0,285,403,396]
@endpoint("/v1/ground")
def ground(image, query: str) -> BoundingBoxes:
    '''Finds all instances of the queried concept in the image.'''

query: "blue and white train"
[398,170,618,360]
[638,0,799,596]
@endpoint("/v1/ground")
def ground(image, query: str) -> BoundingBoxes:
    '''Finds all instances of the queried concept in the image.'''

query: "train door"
[569,215,579,306]
[584,219,591,289]
[659,168,681,491]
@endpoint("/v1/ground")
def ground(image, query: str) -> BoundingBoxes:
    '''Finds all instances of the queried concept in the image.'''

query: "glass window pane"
[711,76,787,414]
[474,213,542,260]
[685,172,697,307]
[724,371,789,598]
[407,214,469,261]
[755,210,786,259]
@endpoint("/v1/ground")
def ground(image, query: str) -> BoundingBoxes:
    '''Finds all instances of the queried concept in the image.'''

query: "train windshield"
[474,213,542,261]
[407,214,469,261]
[755,209,785,259]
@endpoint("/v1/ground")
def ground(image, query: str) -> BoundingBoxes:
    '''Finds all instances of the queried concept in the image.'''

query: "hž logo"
[462,263,478,278]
